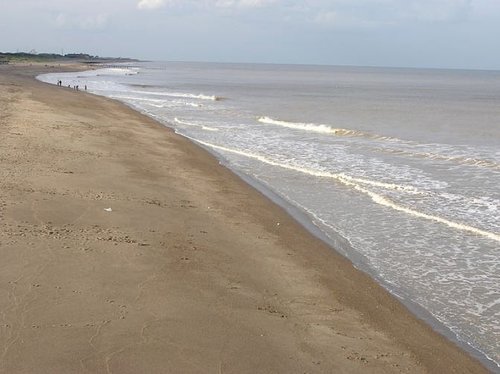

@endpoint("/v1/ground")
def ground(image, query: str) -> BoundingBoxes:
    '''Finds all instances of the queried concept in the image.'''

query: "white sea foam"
[337,174,424,194]
[258,116,399,140]
[262,115,500,172]
[100,68,139,76]
[174,118,219,132]
[131,90,220,101]
[172,100,202,108]
[258,116,349,135]
[110,94,203,109]
[185,137,500,244]
[108,95,166,104]
[78,67,139,77]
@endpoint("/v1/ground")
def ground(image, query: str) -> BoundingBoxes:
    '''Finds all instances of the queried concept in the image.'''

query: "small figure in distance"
[84,85,87,91]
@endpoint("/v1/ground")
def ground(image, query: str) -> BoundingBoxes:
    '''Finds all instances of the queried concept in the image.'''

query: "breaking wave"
[132,90,221,101]
[258,116,354,135]
[83,68,140,77]
[258,116,395,140]
[185,136,500,244]
[174,118,219,132]
[260,116,500,170]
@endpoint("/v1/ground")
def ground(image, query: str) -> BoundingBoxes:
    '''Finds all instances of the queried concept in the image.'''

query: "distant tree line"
[0,52,136,64]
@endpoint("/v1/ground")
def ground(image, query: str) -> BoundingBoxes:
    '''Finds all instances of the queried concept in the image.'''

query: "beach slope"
[0,65,489,373]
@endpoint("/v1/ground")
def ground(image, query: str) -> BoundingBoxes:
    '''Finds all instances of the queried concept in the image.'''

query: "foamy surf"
[174,118,219,132]
[186,137,500,244]
[107,95,167,104]
[258,116,349,135]
[91,68,140,76]
[172,101,202,108]
[131,90,221,101]
[258,116,399,140]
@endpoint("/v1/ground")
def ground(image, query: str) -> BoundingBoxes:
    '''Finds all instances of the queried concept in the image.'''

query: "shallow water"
[39,62,500,368]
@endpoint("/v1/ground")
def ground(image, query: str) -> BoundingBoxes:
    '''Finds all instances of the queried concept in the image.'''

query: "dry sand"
[0,64,490,373]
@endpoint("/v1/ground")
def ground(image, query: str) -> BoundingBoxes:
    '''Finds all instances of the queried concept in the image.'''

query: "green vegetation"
[0,52,136,64]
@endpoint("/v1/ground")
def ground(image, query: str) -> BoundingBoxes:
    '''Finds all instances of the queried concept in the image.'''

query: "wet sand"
[0,64,490,373]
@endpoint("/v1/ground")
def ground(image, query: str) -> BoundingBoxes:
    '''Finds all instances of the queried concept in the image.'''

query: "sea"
[38,62,500,370]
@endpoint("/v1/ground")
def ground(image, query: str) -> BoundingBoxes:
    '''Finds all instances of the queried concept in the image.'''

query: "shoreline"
[84,71,498,371]
[0,63,493,373]
[215,155,498,369]
[177,120,499,373]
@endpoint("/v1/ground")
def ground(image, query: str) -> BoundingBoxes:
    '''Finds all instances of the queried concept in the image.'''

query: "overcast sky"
[1,0,499,69]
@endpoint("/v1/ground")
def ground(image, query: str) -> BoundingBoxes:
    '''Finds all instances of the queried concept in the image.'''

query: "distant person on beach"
[84,85,87,91]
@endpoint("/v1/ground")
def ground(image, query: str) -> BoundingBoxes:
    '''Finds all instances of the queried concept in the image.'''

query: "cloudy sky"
[1,0,499,69]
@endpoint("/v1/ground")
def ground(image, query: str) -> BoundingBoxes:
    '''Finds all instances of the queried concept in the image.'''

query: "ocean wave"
[257,116,397,140]
[129,83,163,88]
[108,95,167,104]
[258,118,500,172]
[96,68,140,76]
[172,100,202,108]
[258,116,352,135]
[174,118,219,132]
[108,94,203,109]
[185,137,500,244]
[131,90,221,101]
[372,146,500,170]
[72,68,140,79]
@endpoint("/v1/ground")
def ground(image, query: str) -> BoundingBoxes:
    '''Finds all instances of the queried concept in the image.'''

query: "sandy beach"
[0,64,490,373]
